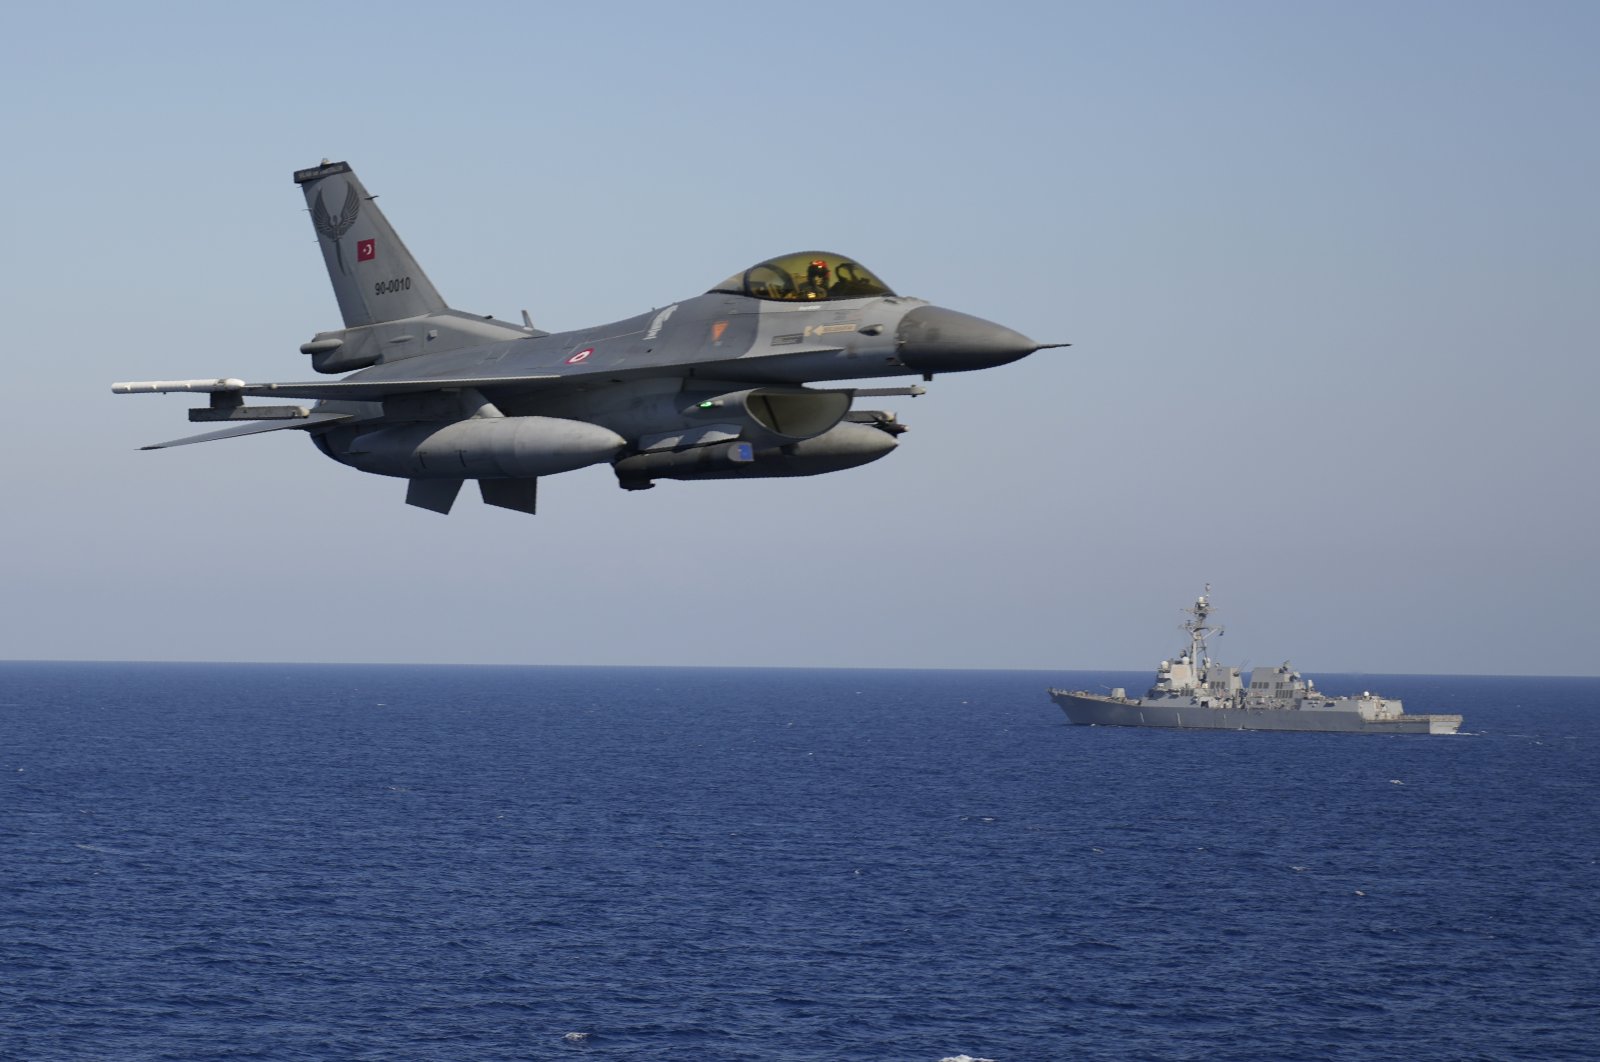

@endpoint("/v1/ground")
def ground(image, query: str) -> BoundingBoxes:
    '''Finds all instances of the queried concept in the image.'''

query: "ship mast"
[1181,584,1224,667]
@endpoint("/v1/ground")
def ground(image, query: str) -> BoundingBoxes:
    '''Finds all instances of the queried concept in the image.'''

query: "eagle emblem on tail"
[311,184,361,275]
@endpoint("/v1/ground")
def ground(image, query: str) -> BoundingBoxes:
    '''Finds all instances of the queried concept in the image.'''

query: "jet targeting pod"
[612,440,757,489]
[615,420,897,489]
[332,416,626,479]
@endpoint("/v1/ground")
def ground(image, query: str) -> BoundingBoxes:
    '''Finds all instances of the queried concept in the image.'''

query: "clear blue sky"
[3,1,1595,674]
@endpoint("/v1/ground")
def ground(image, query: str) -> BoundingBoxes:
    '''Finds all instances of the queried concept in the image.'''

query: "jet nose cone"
[896,305,1042,375]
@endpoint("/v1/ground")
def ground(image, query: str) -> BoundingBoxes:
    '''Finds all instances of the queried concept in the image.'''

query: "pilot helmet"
[807,259,830,282]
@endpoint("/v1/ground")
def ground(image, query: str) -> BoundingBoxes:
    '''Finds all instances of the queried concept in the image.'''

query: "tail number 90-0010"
[375,277,412,296]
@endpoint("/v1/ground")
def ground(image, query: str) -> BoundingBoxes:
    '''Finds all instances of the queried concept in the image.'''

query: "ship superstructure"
[1048,587,1461,734]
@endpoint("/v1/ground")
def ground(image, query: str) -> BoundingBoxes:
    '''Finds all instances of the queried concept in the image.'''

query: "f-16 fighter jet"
[114,161,1064,515]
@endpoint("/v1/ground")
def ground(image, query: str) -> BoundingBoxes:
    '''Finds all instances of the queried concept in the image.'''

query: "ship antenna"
[1182,585,1224,666]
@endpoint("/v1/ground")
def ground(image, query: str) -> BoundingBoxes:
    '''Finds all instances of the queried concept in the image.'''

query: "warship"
[1048,588,1462,734]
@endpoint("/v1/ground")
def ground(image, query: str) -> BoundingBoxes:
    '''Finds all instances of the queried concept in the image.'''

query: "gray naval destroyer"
[1048,588,1462,734]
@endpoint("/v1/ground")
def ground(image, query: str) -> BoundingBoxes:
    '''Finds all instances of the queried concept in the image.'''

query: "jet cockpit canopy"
[711,251,895,302]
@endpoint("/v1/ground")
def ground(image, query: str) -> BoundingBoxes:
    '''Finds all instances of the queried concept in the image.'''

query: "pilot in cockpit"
[797,259,831,300]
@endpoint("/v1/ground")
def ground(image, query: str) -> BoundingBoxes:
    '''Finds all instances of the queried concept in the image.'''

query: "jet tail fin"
[293,161,446,328]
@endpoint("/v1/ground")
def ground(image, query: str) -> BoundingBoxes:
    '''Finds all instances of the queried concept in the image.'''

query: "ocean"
[2,663,1596,1061]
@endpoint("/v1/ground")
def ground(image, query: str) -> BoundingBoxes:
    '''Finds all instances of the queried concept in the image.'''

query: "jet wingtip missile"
[112,378,247,395]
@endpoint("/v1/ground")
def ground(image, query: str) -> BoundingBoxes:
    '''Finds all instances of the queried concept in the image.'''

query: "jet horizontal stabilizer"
[140,412,354,450]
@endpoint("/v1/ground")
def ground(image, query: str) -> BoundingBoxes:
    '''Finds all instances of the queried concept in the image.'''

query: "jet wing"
[113,375,564,401]
[238,375,566,399]
[111,340,866,404]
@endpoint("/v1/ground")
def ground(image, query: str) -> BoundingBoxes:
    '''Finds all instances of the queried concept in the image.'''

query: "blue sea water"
[1,664,1597,1061]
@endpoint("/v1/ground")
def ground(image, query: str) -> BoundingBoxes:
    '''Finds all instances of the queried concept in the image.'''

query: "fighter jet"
[113,160,1063,516]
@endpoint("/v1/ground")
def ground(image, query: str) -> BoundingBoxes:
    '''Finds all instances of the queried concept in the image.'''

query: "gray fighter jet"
[114,161,1063,515]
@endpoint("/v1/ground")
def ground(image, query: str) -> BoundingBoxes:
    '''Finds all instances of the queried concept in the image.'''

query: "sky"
[2,1,1596,675]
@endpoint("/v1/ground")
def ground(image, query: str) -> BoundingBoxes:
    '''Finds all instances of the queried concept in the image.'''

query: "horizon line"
[1,658,1595,681]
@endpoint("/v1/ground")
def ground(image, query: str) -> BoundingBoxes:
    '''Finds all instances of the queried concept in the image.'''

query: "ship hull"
[1049,691,1460,735]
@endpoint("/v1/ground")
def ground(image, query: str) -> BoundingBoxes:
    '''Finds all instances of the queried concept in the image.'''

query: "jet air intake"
[690,386,852,447]
[337,416,626,479]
